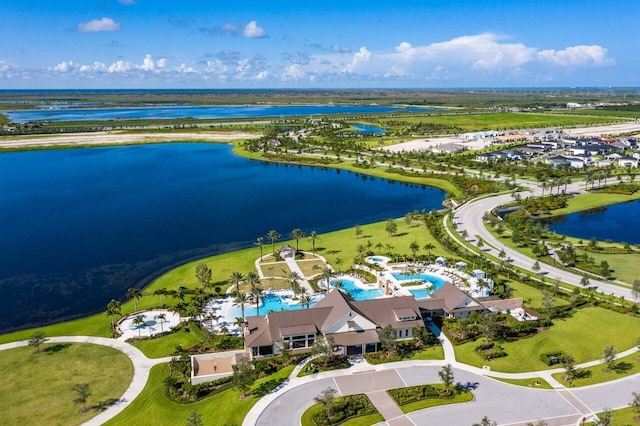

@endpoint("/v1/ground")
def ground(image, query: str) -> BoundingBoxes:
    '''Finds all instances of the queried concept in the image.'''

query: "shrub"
[474,342,507,360]
[539,351,566,366]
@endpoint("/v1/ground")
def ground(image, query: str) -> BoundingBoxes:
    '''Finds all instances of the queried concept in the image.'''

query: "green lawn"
[551,351,640,387]
[131,329,200,358]
[487,376,553,390]
[574,249,640,285]
[586,406,640,426]
[105,363,294,426]
[508,280,569,309]
[0,343,133,426]
[545,192,640,218]
[454,307,640,373]
[365,345,444,365]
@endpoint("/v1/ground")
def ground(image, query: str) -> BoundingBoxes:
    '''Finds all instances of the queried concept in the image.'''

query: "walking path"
[283,256,314,293]
[0,336,171,426]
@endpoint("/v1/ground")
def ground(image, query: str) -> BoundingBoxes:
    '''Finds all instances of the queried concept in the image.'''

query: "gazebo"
[435,256,447,266]
[279,244,296,259]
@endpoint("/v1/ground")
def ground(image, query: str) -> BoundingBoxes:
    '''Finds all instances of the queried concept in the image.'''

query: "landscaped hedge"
[388,384,444,406]
[539,351,567,366]
[474,342,507,360]
[311,394,377,425]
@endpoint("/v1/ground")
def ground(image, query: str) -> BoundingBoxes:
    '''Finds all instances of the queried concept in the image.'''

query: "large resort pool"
[211,256,492,328]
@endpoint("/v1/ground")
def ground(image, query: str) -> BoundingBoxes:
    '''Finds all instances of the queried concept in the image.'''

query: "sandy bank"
[0,130,260,149]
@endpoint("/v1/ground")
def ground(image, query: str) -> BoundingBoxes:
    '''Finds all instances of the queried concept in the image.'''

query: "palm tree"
[132,315,145,337]
[375,242,384,253]
[334,257,344,273]
[254,237,265,261]
[320,267,335,293]
[229,271,245,295]
[250,282,263,316]
[156,312,167,333]
[106,299,122,338]
[127,288,143,312]
[153,288,167,307]
[233,292,250,320]
[266,230,281,255]
[423,243,435,262]
[290,228,305,251]
[309,230,318,254]
[299,292,312,309]
[245,271,260,289]
[286,271,303,295]
[409,241,420,261]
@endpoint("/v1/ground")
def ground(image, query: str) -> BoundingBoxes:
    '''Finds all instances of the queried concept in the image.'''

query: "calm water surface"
[0,143,445,331]
[541,200,640,244]
[4,104,434,123]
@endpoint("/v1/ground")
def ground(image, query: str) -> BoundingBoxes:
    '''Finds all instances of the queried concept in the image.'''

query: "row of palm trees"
[255,228,320,259]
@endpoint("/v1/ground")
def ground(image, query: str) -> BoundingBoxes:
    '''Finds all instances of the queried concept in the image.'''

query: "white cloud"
[282,63,306,81]
[332,44,351,53]
[76,17,120,33]
[242,21,267,38]
[538,45,613,66]
[346,47,371,73]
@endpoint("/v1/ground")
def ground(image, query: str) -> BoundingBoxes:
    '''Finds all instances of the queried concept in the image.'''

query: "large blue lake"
[541,199,640,244]
[0,143,445,331]
[4,104,433,123]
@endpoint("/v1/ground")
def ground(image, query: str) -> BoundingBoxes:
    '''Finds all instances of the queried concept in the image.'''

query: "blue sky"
[0,0,637,88]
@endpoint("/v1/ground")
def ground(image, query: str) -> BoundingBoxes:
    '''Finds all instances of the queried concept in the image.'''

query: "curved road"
[452,181,633,300]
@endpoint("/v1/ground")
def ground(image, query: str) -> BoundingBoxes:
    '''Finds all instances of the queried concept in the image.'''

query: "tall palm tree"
[409,241,420,261]
[320,267,335,293]
[290,228,305,251]
[266,230,281,255]
[245,271,260,289]
[229,271,245,295]
[309,230,318,254]
[106,299,122,338]
[127,288,143,312]
[153,288,167,307]
[286,271,302,295]
[156,312,167,333]
[423,243,435,262]
[250,282,263,316]
[132,315,145,338]
[375,242,384,253]
[334,257,344,273]
[254,237,265,260]
[233,292,250,320]
[299,292,312,309]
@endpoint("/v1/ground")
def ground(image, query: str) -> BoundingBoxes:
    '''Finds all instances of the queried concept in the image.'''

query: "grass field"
[487,376,553,390]
[587,406,640,426]
[545,192,640,218]
[0,343,133,426]
[454,307,640,373]
[574,249,640,285]
[104,363,294,426]
[131,328,200,358]
[551,351,640,387]
[374,112,624,132]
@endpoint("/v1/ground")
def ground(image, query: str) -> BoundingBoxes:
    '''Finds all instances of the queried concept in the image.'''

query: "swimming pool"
[391,272,447,290]
[331,278,385,301]
[230,293,319,318]
[409,288,431,299]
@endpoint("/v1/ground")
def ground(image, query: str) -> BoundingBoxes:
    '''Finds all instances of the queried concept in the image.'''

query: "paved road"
[451,182,633,300]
